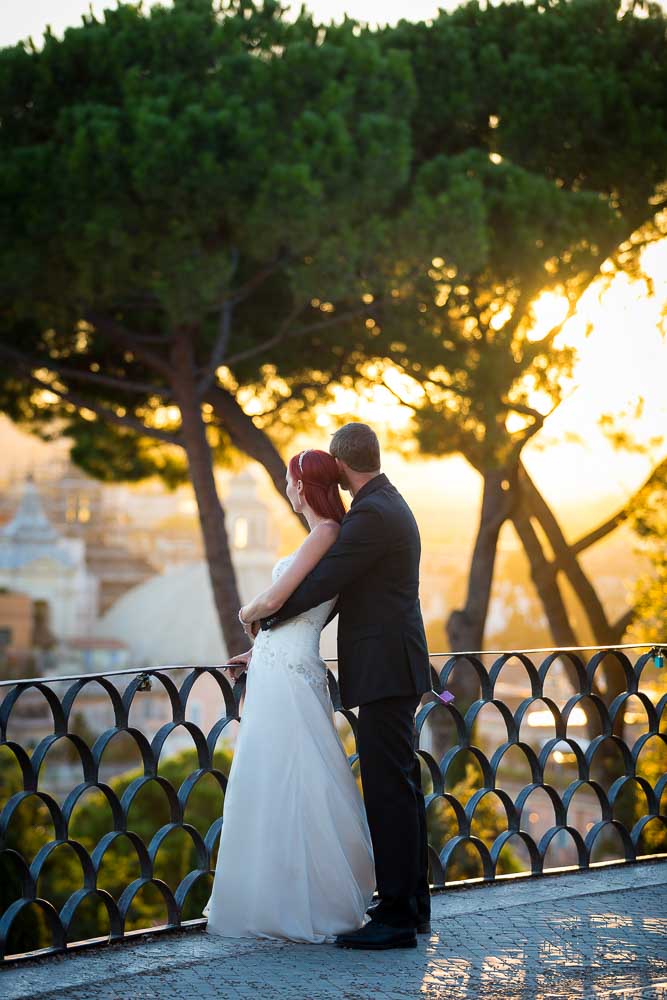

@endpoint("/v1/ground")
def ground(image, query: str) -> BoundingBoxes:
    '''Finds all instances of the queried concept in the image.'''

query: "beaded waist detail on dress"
[249,552,337,694]
[252,624,329,693]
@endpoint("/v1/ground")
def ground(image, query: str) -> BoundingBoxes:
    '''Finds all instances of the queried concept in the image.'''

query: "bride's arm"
[240,522,340,623]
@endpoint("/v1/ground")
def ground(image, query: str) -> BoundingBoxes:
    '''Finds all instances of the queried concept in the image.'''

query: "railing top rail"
[1,641,664,688]
[429,641,666,657]
[0,663,239,687]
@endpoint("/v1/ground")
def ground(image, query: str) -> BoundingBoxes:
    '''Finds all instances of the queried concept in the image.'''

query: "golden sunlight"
[526,292,570,341]
[314,362,424,433]
[522,239,667,506]
[527,706,588,728]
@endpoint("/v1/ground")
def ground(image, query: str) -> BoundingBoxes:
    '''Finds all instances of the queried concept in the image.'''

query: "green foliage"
[348,0,667,473]
[391,0,666,213]
[612,731,667,856]
[633,734,667,855]
[2,0,664,494]
[344,731,521,881]
[0,744,231,954]
[0,0,415,491]
[0,749,53,954]
[67,421,192,488]
[65,414,245,488]
[628,463,667,644]
[426,763,524,880]
[0,0,413,323]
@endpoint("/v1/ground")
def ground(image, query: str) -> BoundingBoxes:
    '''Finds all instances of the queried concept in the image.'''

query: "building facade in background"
[0,476,98,641]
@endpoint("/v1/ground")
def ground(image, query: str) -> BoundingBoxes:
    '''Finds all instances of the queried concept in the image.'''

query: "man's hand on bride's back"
[226,648,253,680]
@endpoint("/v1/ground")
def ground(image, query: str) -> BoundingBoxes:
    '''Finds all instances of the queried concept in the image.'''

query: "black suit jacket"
[261,474,431,709]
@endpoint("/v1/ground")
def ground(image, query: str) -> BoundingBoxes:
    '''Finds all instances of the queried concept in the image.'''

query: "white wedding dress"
[203,553,375,943]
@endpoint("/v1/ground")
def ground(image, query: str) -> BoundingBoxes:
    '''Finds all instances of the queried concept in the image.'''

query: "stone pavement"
[3,861,667,1000]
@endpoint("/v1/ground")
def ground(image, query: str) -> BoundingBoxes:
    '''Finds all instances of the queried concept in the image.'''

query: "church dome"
[2,476,58,544]
[93,561,227,668]
[0,476,77,570]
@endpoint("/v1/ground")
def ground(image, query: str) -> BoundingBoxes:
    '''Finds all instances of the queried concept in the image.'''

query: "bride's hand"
[239,607,259,639]
[240,619,258,639]
[226,648,253,680]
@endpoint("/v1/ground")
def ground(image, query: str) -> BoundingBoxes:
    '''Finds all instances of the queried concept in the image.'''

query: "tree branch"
[0,343,166,398]
[225,250,286,307]
[379,377,421,413]
[10,357,183,446]
[408,366,468,399]
[223,300,377,368]
[506,398,562,458]
[510,411,546,452]
[518,462,615,639]
[571,511,627,556]
[498,221,628,354]
[206,384,308,529]
[493,279,542,344]
[54,365,163,396]
[611,607,635,643]
[197,299,234,399]
[84,311,172,377]
[503,399,545,420]
[571,457,667,554]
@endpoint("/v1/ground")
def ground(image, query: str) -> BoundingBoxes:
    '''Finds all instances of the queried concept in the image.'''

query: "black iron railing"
[0,643,665,962]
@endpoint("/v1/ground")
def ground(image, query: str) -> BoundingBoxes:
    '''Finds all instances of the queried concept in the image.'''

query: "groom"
[251,423,433,949]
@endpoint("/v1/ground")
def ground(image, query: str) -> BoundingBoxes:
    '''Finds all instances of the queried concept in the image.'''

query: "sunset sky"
[299,238,667,523]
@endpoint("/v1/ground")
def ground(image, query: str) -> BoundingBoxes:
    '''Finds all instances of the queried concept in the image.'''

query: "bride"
[203,449,375,943]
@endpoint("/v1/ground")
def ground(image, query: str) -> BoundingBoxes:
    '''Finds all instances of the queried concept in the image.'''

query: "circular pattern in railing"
[0,646,665,962]
[418,648,667,886]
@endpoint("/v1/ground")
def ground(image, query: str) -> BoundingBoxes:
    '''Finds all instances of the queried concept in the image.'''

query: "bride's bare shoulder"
[314,519,341,536]
[300,520,339,556]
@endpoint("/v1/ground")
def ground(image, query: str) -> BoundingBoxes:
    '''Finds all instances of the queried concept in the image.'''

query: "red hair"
[288,449,346,523]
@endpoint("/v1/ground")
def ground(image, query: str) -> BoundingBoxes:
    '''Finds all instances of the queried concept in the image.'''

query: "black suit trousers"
[356,694,429,929]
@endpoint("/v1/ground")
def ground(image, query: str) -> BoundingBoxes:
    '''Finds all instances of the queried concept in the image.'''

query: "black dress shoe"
[366,901,430,935]
[335,920,417,950]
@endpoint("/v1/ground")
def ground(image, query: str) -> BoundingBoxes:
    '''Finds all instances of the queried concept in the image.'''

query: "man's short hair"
[329,423,381,472]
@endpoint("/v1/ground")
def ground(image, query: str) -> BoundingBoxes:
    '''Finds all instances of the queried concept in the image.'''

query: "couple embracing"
[203,423,433,950]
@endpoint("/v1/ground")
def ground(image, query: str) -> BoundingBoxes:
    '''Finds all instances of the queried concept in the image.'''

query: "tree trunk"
[511,503,608,740]
[421,467,518,765]
[207,384,307,530]
[170,333,247,658]
[517,464,627,736]
[519,464,614,640]
[445,467,518,705]
[447,467,517,653]
[511,504,579,649]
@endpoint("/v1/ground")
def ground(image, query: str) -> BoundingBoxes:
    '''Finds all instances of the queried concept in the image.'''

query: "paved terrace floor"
[3,861,667,1000]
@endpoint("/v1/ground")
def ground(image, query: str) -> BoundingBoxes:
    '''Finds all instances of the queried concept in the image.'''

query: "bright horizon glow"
[2,0,459,49]
[522,240,667,507]
[306,238,667,519]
